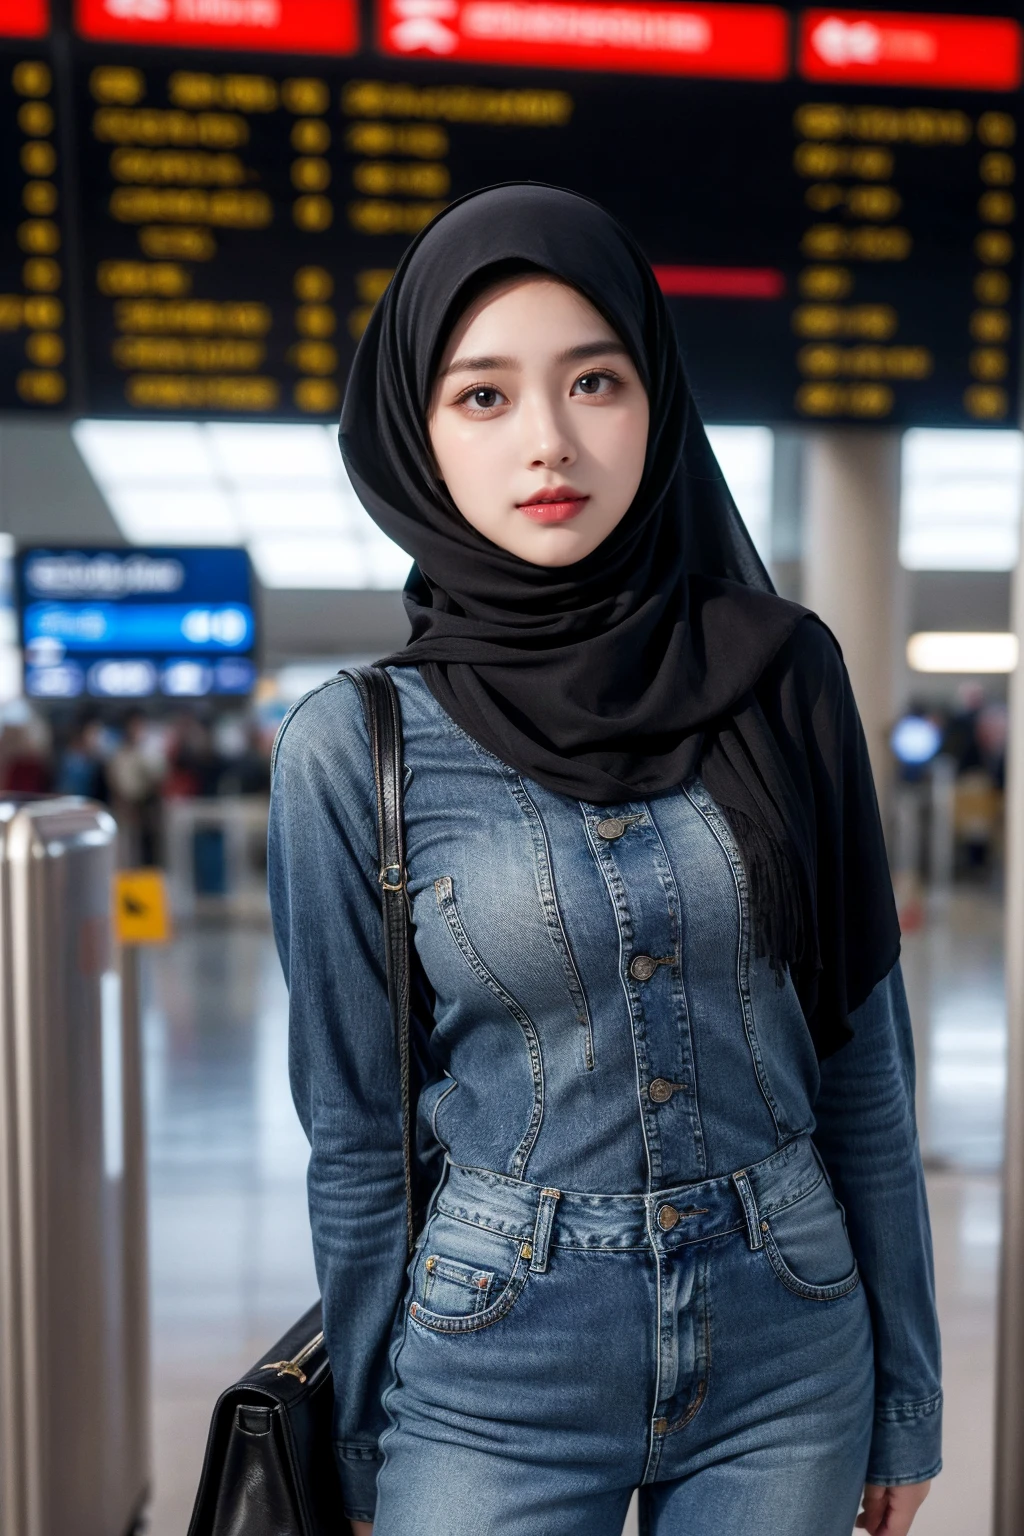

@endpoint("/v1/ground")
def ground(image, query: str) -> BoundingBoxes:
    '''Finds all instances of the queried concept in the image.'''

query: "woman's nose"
[523,399,576,469]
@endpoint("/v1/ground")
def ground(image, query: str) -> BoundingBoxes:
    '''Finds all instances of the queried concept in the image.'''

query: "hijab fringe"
[716,805,808,987]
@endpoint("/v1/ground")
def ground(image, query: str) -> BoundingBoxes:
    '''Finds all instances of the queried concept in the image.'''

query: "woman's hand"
[349,1522,373,1535]
[856,1481,931,1535]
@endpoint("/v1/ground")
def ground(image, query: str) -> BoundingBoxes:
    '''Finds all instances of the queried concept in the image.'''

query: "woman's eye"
[573,372,614,397]
[460,385,504,411]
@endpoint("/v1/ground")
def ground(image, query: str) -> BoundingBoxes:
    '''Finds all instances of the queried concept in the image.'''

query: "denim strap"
[530,1188,561,1273]
[731,1169,764,1251]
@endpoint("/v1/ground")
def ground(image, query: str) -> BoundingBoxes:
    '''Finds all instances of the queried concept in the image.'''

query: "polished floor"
[144,891,1004,1536]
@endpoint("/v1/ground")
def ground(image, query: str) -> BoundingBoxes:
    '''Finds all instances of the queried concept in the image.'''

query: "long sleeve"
[268,677,407,1522]
[812,959,942,1486]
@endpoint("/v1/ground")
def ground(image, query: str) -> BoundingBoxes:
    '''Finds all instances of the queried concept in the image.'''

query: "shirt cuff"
[866,1392,943,1487]
[336,1441,383,1521]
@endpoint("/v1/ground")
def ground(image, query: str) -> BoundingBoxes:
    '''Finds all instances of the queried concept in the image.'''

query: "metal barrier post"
[994,531,1024,1534]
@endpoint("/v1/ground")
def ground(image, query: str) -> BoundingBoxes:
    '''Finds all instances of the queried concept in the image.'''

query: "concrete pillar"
[994,523,1024,1536]
[802,430,908,813]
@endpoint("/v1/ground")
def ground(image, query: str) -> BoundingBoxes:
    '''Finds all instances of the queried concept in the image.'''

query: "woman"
[269,184,941,1536]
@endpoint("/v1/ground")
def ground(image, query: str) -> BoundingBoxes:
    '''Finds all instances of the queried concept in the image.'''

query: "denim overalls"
[269,667,942,1534]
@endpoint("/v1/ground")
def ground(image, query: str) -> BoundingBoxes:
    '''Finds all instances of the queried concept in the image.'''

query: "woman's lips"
[516,494,590,524]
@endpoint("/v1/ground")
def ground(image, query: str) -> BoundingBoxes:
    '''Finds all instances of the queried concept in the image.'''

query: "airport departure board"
[0,1,1021,426]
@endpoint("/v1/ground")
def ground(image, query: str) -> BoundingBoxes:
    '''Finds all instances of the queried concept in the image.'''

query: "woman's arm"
[812,960,942,1491]
[269,677,409,1528]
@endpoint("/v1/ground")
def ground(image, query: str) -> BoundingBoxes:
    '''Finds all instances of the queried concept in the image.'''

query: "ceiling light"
[73,419,214,485]
[248,536,405,590]
[105,488,239,545]
[907,631,1019,674]
[71,419,412,590]
[206,422,340,483]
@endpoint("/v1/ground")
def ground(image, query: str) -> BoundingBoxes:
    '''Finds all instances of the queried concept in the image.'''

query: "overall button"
[648,1077,675,1103]
[596,816,627,840]
[657,1204,680,1231]
[629,953,659,981]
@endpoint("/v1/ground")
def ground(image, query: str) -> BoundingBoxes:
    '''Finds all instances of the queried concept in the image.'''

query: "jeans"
[372,1134,874,1534]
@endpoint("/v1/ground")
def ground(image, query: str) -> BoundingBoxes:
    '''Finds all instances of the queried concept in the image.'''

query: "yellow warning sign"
[114,868,171,945]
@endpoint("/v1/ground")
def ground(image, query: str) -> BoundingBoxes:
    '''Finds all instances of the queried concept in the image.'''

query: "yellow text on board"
[114,868,171,945]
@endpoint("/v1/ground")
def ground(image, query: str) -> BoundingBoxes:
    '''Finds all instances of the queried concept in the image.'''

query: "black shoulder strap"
[342,663,415,1257]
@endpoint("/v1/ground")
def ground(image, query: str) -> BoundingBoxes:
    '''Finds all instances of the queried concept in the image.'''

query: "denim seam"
[641,1197,665,1484]
[376,1233,421,1478]
[865,1460,942,1489]
[663,1250,712,1436]
[435,875,545,1177]
[644,801,707,1177]
[682,779,787,1141]
[270,672,362,778]
[336,1442,384,1463]
[756,1166,826,1221]
[430,1074,458,1145]
[874,1391,943,1423]
[433,1204,534,1245]
[512,779,596,1071]
[582,807,656,1192]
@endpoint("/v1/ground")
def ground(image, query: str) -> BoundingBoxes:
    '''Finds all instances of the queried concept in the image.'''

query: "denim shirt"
[268,667,942,1515]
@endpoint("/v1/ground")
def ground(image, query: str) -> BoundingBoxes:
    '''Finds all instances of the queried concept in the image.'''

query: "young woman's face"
[428,274,649,567]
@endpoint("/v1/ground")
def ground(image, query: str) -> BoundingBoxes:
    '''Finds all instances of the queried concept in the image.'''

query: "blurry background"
[0,0,1021,1532]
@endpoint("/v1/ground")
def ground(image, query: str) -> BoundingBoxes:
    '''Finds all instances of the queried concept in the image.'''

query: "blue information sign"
[17,547,256,701]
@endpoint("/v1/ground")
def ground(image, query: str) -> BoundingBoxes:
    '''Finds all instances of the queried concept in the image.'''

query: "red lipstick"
[516,487,590,524]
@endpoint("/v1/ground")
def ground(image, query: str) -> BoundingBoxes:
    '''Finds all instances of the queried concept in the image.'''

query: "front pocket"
[423,1254,494,1316]
[409,1212,531,1335]
[761,1176,860,1302]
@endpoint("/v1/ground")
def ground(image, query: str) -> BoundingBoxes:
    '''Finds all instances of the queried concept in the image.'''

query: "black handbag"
[187,664,423,1536]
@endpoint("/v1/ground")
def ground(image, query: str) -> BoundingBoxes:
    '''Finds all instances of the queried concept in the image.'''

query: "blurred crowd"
[894,682,1009,895]
[0,706,275,867]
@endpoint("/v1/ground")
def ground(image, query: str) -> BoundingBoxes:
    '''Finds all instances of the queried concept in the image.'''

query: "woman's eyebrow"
[439,339,630,378]
[557,340,631,364]
[440,353,518,376]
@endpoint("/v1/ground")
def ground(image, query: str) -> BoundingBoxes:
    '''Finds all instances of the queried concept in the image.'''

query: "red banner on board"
[75,0,358,54]
[378,0,789,80]
[0,0,49,37]
[654,266,785,298]
[800,10,1022,90]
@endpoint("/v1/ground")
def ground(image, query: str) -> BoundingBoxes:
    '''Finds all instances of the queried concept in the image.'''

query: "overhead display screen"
[18,546,256,701]
[0,1,1021,426]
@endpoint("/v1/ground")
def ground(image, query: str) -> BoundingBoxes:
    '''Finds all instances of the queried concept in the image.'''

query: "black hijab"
[340,182,900,1058]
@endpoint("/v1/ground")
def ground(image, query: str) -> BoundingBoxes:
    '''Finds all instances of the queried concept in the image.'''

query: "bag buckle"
[379,863,406,892]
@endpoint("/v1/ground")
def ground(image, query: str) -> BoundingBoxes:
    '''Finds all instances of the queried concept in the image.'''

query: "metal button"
[657,1204,680,1231]
[653,1416,669,1435]
[596,816,627,839]
[648,1078,675,1103]
[629,954,659,982]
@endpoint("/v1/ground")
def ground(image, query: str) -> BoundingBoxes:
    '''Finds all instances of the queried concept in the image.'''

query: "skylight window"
[71,420,413,591]
[900,428,1023,571]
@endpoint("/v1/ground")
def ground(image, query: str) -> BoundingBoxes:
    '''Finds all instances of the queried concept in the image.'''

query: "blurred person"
[107,710,165,865]
[0,716,52,793]
[270,187,939,1536]
[942,679,986,776]
[215,716,272,798]
[976,699,1008,791]
[165,714,222,798]
[56,716,109,801]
